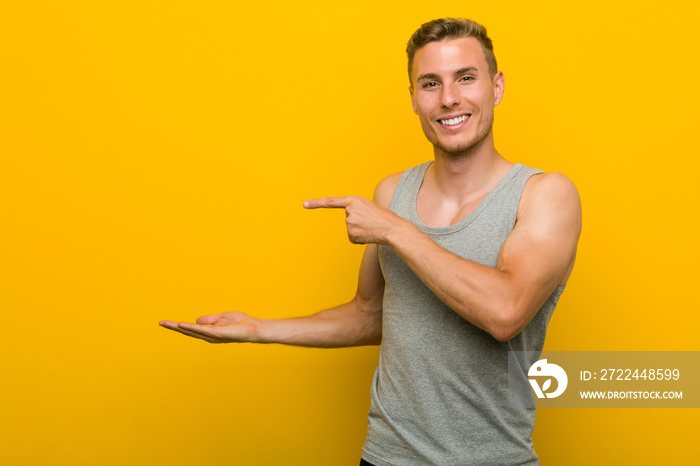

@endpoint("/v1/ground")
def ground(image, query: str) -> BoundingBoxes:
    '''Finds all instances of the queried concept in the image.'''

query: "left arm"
[304,172,581,342]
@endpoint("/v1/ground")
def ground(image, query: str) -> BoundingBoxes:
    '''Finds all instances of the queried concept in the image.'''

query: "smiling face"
[409,37,504,158]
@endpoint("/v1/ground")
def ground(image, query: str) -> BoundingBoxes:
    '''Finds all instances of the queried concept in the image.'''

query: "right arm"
[158,173,402,347]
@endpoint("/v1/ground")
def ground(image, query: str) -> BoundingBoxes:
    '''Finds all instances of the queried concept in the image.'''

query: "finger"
[303,197,354,209]
[175,322,223,343]
[178,322,221,336]
[160,322,221,343]
[159,320,181,329]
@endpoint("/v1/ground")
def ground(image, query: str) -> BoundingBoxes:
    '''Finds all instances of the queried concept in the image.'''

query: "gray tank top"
[362,161,565,466]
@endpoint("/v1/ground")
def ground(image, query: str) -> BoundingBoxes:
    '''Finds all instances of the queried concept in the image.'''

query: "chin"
[431,124,494,157]
[434,136,486,157]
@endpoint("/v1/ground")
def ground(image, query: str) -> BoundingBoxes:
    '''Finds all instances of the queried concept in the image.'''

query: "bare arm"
[158,177,399,347]
[305,172,581,342]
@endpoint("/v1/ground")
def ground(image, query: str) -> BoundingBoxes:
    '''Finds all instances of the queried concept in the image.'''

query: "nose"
[440,82,460,107]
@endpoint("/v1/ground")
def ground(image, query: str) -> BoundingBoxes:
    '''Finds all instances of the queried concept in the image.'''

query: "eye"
[422,81,439,89]
[459,76,475,83]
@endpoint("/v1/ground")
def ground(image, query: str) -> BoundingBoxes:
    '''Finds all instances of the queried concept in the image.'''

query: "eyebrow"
[416,72,440,82]
[455,66,478,75]
[416,67,479,83]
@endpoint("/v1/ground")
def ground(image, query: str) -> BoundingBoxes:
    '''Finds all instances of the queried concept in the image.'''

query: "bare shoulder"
[522,171,580,209]
[373,171,405,209]
[518,171,582,232]
[525,171,579,198]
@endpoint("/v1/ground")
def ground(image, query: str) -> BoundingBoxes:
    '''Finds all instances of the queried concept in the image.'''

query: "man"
[160,18,581,465]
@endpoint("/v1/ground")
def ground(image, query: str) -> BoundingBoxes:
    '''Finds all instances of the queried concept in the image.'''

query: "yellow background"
[1,1,698,464]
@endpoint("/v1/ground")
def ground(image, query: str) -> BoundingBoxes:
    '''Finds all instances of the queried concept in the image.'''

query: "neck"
[428,135,512,200]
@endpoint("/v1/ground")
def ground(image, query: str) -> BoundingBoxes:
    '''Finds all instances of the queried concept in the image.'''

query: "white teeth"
[440,114,469,126]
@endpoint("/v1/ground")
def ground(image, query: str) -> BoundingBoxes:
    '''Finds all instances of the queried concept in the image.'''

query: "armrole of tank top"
[361,162,565,466]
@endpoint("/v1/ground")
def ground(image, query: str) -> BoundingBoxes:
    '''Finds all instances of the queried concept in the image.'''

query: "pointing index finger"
[303,197,353,209]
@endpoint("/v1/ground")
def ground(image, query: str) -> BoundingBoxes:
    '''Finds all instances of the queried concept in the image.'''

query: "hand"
[159,312,259,343]
[303,196,407,245]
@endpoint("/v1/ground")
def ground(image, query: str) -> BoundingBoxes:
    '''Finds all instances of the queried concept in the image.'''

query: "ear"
[493,71,505,106]
[409,86,418,115]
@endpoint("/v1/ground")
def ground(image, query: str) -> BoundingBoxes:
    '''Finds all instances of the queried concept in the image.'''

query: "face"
[409,37,504,157]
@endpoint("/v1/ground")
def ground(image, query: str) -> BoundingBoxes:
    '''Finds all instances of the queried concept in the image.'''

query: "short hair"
[406,18,498,83]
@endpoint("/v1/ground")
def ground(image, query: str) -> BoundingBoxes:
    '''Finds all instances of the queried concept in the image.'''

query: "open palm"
[159,311,258,343]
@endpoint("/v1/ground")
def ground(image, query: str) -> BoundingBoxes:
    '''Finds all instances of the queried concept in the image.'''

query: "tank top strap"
[489,163,543,211]
[387,161,432,218]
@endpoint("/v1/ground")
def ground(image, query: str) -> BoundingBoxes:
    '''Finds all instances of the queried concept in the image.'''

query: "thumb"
[196,314,223,325]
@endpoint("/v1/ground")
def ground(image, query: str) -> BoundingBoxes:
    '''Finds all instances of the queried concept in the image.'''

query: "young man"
[160,18,581,465]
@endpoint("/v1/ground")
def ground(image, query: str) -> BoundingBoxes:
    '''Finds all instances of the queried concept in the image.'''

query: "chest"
[416,189,489,228]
